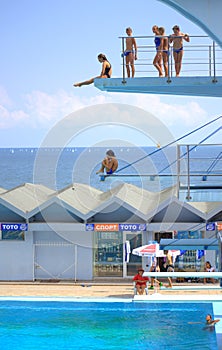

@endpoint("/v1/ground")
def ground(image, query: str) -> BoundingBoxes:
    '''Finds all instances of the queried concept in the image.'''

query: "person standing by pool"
[149,259,162,290]
[152,25,163,77]
[169,25,190,77]
[158,26,169,77]
[96,150,118,175]
[204,261,216,284]
[123,27,138,78]
[133,268,149,295]
[164,251,174,288]
[73,53,112,87]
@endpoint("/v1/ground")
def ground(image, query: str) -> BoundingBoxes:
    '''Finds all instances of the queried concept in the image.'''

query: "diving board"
[180,184,222,190]
[143,272,222,279]
[94,76,222,98]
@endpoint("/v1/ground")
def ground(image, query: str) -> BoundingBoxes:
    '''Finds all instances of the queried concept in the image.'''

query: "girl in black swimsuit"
[74,53,112,87]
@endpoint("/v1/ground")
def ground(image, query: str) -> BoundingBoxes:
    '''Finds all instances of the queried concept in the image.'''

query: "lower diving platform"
[94,76,222,97]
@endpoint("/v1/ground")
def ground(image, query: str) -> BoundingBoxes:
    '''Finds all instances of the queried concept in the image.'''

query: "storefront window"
[174,230,205,271]
[93,232,123,277]
[1,230,25,240]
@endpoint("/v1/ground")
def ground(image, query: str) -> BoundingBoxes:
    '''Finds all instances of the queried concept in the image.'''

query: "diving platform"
[95,31,222,97]
[94,76,222,98]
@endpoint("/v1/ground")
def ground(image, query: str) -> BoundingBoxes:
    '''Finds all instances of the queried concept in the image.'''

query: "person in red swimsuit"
[133,268,149,295]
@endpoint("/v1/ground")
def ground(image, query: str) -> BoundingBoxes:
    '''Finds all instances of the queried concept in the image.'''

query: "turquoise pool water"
[0,300,218,349]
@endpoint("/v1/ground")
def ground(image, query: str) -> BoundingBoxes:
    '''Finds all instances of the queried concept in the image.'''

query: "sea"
[0,146,221,197]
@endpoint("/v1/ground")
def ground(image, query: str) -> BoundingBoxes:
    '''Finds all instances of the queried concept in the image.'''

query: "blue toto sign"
[1,223,28,231]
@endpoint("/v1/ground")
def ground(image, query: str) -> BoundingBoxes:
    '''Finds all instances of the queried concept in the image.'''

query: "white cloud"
[110,93,209,127]
[0,85,213,144]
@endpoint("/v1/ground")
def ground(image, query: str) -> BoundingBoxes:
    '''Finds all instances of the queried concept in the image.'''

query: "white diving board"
[94,76,222,98]
[143,272,222,279]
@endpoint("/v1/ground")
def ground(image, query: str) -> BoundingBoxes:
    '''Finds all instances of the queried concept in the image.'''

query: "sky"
[0,0,221,148]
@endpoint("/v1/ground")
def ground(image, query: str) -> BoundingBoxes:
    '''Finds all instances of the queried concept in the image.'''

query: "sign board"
[94,224,119,232]
[119,223,146,231]
[85,223,146,232]
[206,222,216,231]
[216,222,222,231]
[1,223,28,231]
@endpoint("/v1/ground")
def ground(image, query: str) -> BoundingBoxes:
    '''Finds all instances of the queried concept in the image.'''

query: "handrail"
[119,35,221,80]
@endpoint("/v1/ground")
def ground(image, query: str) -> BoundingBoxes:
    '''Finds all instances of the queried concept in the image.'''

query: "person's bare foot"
[96,170,104,174]
[73,83,81,87]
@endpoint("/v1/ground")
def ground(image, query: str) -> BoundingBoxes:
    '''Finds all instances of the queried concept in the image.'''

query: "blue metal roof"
[160,238,219,250]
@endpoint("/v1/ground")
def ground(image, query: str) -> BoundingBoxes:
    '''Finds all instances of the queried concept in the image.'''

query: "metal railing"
[119,35,222,82]
[100,144,222,202]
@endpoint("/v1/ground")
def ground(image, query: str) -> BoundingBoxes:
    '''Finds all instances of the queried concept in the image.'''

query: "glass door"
[124,233,142,277]
[93,231,123,277]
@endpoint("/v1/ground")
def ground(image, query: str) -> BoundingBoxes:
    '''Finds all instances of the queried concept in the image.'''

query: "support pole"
[218,232,222,287]
[74,244,77,283]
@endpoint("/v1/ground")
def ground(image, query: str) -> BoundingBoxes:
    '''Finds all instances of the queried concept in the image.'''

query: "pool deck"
[0,281,221,300]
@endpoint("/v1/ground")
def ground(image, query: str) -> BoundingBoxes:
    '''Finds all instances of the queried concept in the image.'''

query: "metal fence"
[119,35,222,80]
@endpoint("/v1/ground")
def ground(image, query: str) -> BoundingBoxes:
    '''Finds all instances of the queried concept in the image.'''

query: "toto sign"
[85,223,146,232]
[1,223,28,231]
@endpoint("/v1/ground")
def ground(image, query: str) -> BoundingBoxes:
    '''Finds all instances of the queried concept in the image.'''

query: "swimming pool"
[0,300,219,349]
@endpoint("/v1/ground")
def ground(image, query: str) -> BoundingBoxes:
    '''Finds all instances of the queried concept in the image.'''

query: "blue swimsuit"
[173,46,183,53]
[154,37,161,50]
[121,50,134,57]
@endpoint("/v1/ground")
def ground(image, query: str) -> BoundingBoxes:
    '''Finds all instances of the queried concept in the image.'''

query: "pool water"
[0,301,218,349]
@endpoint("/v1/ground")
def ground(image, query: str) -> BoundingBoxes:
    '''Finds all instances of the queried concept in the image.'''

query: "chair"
[133,281,149,295]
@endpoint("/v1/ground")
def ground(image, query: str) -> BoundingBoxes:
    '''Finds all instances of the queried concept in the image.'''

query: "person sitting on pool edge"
[133,268,149,295]
[96,150,118,175]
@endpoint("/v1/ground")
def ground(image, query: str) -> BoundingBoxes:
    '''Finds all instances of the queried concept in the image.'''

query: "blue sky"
[0,0,221,147]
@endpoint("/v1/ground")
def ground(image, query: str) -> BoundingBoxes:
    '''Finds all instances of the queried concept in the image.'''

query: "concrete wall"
[0,232,33,280]
[33,230,93,281]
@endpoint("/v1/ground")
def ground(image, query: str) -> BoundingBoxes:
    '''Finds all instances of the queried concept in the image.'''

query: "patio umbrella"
[132,243,164,257]
[132,243,181,259]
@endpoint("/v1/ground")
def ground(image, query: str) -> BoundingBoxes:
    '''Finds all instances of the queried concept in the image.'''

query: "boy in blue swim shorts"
[96,150,118,175]
[123,27,137,78]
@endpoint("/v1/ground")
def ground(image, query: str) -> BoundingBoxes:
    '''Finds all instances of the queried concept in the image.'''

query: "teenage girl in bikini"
[158,27,169,77]
[73,53,112,87]
[169,25,190,77]
[152,25,164,77]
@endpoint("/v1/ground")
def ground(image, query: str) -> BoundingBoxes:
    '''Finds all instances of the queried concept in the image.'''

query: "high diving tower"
[94,0,222,97]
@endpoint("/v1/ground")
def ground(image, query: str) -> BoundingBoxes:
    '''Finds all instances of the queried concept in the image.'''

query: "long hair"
[98,53,107,61]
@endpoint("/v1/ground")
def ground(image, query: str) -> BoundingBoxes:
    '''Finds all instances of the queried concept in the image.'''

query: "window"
[1,230,25,241]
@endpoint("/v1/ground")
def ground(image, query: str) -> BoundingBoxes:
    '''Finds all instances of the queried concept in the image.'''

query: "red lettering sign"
[94,224,119,231]
[217,223,222,231]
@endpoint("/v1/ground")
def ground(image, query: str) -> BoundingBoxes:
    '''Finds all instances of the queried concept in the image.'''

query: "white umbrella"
[132,243,163,257]
[132,243,180,259]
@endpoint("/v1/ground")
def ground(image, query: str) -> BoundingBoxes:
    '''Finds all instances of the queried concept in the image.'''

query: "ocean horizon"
[0,146,221,194]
